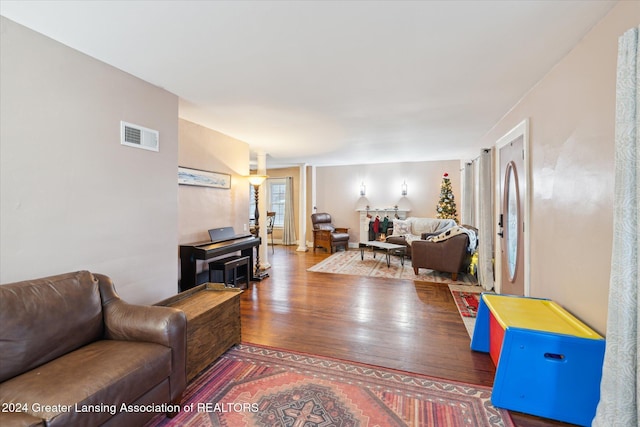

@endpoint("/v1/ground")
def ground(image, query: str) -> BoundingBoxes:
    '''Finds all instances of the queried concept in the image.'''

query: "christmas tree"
[436,172,458,222]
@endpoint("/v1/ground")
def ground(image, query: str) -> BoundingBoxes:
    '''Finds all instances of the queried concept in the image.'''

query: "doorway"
[495,120,530,296]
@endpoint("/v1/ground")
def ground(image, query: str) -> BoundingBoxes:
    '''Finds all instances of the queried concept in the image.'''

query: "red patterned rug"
[146,344,513,427]
[448,285,484,338]
[451,290,480,318]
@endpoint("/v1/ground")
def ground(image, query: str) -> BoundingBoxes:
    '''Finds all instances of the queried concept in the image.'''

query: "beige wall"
[477,1,639,334]
[178,119,251,245]
[177,119,251,282]
[314,161,461,244]
[0,17,179,303]
[264,167,301,244]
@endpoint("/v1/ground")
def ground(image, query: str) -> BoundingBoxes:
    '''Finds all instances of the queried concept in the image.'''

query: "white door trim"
[494,119,531,296]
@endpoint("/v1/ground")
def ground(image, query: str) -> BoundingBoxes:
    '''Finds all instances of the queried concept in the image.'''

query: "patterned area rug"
[448,284,485,338]
[146,344,514,427]
[308,250,477,285]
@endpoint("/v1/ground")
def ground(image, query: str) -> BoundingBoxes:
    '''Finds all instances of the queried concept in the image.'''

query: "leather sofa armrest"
[103,300,186,347]
[96,274,186,346]
[95,273,187,403]
[334,227,349,233]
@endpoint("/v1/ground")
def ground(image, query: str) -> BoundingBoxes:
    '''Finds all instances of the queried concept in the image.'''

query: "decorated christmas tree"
[436,172,458,222]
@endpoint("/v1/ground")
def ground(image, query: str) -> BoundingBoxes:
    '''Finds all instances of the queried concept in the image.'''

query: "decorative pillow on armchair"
[392,219,411,236]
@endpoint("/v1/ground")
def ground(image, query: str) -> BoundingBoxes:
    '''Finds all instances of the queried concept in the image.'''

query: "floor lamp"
[248,174,269,280]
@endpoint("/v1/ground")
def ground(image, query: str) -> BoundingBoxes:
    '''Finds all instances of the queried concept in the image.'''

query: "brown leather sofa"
[411,225,478,280]
[311,212,350,253]
[0,271,187,427]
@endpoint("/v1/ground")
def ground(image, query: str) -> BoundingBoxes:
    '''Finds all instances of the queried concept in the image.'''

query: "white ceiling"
[0,0,617,168]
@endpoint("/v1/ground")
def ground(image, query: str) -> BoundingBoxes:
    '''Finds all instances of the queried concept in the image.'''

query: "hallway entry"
[496,120,529,296]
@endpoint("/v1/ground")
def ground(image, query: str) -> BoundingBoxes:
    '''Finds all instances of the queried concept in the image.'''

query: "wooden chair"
[266,211,276,253]
[311,212,350,253]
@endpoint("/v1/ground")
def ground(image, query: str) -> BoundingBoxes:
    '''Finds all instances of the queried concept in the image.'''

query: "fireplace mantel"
[357,208,410,243]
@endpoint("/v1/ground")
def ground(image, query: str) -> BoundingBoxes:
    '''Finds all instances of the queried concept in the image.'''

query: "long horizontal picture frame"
[178,166,231,189]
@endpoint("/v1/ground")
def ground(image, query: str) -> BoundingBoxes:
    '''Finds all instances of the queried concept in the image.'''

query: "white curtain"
[478,149,494,291]
[461,162,475,226]
[282,176,297,245]
[593,26,639,427]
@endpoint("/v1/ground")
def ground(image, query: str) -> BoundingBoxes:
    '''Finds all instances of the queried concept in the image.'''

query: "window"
[248,178,286,228]
[267,178,286,227]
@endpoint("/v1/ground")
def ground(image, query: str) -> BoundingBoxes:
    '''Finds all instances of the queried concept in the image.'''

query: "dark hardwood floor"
[239,245,573,427]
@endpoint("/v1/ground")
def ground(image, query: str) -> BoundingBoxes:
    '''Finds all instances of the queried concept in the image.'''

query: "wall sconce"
[360,182,366,196]
[401,180,408,196]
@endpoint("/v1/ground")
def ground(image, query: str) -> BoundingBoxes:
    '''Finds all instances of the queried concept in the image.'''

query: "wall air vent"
[120,121,159,152]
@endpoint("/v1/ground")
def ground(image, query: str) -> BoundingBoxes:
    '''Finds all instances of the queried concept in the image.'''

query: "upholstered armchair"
[411,225,477,280]
[311,212,350,253]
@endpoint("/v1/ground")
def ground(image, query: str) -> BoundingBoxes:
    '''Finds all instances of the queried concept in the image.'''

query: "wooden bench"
[208,255,250,289]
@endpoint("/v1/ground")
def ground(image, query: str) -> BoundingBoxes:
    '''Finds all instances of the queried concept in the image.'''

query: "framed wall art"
[178,166,231,189]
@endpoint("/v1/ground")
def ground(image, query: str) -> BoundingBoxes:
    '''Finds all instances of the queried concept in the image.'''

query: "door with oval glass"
[499,135,525,296]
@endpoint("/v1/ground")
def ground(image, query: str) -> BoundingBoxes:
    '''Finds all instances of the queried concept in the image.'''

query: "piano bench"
[209,255,250,289]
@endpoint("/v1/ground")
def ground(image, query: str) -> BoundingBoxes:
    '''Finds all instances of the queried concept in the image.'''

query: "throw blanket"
[426,226,478,253]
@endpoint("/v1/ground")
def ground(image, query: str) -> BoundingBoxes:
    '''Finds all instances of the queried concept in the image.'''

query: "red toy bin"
[489,310,505,366]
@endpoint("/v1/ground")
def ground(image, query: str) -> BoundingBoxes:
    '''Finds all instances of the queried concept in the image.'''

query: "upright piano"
[179,227,260,291]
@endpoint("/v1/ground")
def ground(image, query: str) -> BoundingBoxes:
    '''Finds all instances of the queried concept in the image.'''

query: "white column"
[297,164,308,252]
[310,165,317,248]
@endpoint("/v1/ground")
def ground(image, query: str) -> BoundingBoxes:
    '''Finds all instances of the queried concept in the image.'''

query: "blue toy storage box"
[471,294,605,426]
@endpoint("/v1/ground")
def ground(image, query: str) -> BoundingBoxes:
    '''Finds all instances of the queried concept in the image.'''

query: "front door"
[499,135,525,296]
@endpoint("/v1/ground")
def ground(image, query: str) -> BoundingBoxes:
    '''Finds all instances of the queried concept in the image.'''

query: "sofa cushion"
[0,271,103,382]
[0,340,171,426]
[385,235,406,245]
[410,217,456,235]
[331,231,350,242]
[391,219,411,236]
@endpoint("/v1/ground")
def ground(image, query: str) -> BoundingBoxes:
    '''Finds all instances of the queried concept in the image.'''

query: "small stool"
[208,255,250,289]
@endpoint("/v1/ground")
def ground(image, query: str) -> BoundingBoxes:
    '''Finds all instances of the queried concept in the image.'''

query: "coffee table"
[359,241,406,267]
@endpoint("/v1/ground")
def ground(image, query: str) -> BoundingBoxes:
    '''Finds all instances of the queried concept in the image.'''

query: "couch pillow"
[392,219,411,236]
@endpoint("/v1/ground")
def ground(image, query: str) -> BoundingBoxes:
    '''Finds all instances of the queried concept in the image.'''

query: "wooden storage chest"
[156,283,242,381]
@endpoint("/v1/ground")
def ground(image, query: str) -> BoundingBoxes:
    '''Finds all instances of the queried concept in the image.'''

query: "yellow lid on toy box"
[482,294,603,340]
